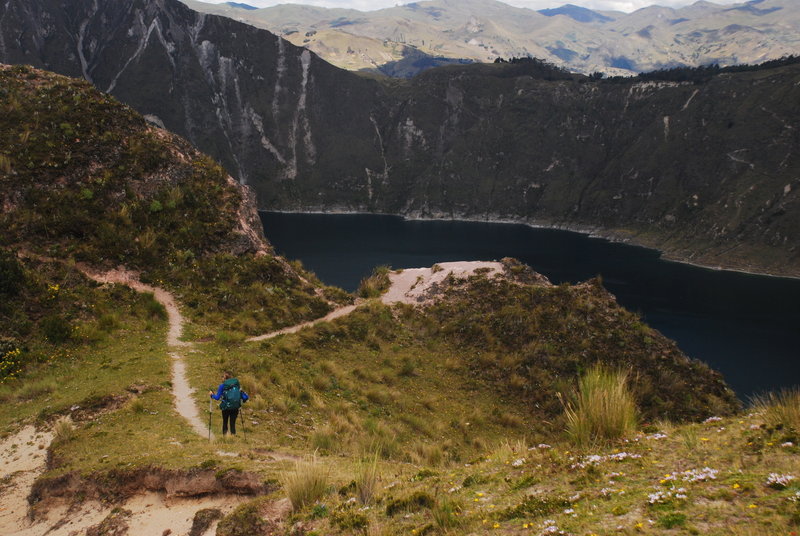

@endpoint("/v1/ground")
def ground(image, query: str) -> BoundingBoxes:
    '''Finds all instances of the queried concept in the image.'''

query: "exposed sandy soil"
[382,261,504,305]
[0,426,54,535]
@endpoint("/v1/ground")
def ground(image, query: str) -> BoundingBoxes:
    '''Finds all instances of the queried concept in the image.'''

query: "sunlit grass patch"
[563,363,639,447]
[282,455,330,511]
[354,451,380,505]
[751,387,800,432]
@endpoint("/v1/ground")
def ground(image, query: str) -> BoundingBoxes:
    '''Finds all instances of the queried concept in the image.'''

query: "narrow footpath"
[79,266,209,438]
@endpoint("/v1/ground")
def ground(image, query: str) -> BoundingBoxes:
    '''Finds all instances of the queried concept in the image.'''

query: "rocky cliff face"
[0,0,387,195]
[371,63,800,276]
[1,0,798,276]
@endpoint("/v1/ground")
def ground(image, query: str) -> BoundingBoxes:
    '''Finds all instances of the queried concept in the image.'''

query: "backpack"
[220,378,242,410]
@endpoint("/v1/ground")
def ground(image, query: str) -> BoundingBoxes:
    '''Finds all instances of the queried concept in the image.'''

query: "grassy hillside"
[0,65,345,338]
[1,65,796,535]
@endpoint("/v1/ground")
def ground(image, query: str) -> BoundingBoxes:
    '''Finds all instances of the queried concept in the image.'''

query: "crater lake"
[260,212,800,399]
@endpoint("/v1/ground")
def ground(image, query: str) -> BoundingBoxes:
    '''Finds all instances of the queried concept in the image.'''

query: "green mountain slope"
[0,64,338,338]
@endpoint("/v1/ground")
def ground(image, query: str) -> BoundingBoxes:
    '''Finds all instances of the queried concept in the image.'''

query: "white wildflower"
[681,467,719,482]
[766,473,795,489]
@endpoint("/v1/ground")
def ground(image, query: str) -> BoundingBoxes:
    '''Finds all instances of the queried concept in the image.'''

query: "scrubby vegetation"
[420,273,737,422]
[0,253,167,384]
[0,65,332,335]
[357,265,392,298]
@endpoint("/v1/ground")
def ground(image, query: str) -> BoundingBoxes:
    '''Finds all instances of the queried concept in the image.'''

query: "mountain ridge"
[181,0,800,76]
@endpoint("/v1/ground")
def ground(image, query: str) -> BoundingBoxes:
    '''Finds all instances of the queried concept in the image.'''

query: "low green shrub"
[216,499,269,536]
[385,491,435,516]
[658,512,687,529]
[331,509,369,531]
[495,494,571,521]
[0,250,25,297]
[41,314,72,343]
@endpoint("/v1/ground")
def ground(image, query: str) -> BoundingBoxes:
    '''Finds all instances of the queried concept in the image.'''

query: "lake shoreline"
[262,209,800,282]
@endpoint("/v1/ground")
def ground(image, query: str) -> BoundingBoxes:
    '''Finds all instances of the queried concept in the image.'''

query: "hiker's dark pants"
[222,409,239,435]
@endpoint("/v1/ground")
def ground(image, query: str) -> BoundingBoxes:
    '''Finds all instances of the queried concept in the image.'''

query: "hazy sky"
[209,0,744,14]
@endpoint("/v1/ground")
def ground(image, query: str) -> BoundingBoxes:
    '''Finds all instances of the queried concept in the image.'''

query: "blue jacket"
[210,380,249,405]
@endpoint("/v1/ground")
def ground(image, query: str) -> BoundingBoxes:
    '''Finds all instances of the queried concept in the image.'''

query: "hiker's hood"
[223,378,240,388]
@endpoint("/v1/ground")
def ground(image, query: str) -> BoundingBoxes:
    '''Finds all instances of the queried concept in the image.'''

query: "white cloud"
[213,0,743,13]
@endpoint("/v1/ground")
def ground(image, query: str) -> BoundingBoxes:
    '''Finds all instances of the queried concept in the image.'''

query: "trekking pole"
[240,406,247,443]
[208,396,213,441]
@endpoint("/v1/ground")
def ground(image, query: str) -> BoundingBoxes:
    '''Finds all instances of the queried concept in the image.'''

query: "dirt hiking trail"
[80,266,208,438]
[246,261,504,341]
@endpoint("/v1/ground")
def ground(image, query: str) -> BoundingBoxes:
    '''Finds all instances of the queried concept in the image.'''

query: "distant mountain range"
[181,0,800,77]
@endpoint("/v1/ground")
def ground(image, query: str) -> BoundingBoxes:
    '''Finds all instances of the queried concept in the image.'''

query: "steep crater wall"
[2,0,798,276]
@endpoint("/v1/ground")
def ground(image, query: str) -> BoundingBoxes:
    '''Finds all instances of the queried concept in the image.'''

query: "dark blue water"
[260,212,800,398]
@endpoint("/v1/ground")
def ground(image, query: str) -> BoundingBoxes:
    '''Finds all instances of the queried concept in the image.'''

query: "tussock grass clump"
[52,419,75,444]
[357,266,391,299]
[751,387,800,432]
[563,364,638,447]
[282,456,330,511]
[432,498,464,531]
[354,452,381,505]
[310,425,338,453]
[142,293,167,320]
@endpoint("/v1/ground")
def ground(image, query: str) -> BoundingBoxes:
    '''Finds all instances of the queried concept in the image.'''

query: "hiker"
[209,372,249,436]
